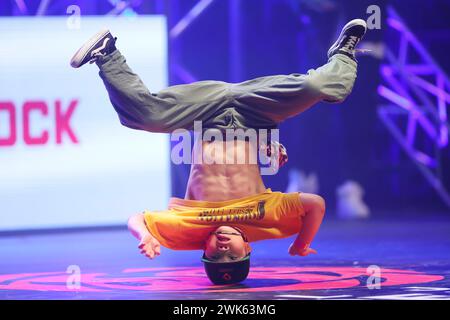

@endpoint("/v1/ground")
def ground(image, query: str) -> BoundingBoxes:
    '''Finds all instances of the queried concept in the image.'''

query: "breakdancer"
[70,19,366,285]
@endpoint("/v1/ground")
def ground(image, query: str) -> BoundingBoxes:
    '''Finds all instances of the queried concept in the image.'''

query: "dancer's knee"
[300,193,326,215]
[323,81,354,103]
[306,72,354,103]
[303,72,328,100]
[118,113,172,133]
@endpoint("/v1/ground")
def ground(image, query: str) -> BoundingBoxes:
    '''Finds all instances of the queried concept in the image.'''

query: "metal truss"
[378,6,450,208]
[168,0,216,83]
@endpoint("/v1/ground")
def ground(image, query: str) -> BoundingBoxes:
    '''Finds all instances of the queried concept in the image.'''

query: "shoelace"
[342,36,358,52]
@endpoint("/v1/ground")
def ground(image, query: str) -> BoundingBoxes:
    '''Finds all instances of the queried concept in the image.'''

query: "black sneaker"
[70,28,117,68]
[327,19,367,61]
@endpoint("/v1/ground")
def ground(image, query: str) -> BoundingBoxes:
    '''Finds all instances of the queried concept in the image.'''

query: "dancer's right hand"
[138,234,161,259]
[288,243,317,257]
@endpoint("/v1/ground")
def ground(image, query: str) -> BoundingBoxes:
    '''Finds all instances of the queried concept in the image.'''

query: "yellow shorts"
[143,189,305,250]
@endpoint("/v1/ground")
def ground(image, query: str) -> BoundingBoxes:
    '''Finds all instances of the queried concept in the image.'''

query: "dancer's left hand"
[138,234,161,259]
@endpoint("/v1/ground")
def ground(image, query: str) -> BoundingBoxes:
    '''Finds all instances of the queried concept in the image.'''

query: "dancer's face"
[204,226,251,263]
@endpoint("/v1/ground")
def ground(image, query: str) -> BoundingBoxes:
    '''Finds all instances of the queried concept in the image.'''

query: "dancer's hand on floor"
[138,234,161,259]
[288,243,317,257]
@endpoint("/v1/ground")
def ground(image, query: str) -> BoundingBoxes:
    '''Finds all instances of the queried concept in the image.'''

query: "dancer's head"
[202,226,251,285]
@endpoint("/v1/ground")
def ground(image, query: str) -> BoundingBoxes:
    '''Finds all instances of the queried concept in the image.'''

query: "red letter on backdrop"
[0,101,16,146]
[56,99,78,144]
[23,101,49,145]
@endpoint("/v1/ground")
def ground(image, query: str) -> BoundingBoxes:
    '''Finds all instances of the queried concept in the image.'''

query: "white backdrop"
[0,16,170,230]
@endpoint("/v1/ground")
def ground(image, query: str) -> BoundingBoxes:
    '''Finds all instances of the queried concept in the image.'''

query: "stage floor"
[1,215,450,300]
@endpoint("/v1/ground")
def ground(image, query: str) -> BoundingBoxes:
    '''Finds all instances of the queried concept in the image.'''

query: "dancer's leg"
[96,50,232,133]
[71,29,233,133]
[228,18,367,126]
[229,53,358,125]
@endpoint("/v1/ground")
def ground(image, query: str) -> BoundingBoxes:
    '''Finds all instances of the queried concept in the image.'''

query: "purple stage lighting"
[377,6,450,208]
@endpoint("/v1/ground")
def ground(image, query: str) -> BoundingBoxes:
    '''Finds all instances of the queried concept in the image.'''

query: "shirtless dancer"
[70,19,367,285]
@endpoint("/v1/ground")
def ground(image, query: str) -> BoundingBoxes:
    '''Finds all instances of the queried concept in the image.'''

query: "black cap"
[202,253,250,285]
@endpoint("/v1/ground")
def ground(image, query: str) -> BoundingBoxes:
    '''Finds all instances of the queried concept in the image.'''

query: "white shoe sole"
[327,19,367,58]
[70,28,110,68]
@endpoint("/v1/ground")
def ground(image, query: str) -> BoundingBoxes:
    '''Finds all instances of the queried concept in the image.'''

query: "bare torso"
[185,138,267,201]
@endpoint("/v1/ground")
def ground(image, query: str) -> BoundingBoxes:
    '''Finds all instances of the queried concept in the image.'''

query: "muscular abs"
[185,139,267,202]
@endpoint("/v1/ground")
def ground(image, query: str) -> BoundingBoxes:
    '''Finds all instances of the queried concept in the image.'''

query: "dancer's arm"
[128,213,161,259]
[288,193,325,256]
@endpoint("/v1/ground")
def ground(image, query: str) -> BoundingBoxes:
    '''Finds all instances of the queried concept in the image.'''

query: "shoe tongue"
[105,37,117,55]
